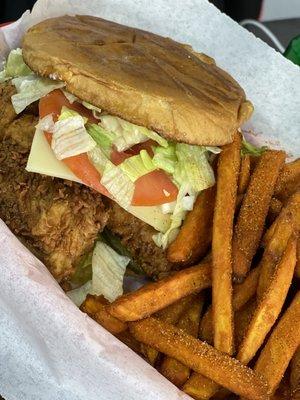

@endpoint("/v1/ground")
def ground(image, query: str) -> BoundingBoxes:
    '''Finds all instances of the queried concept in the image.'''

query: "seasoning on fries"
[199,265,260,345]
[108,262,211,321]
[258,192,300,299]
[274,158,300,202]
[234,299,257,349]
[130,317,269,400]
[290,346,300,399]
[238,154,251,195]
[80,294,127,334]
[141,294,196,365]
[183,373,219,400]
[232,150,286,281]
[296,239,300,280]
[254,291,300,396]
[160,294,204,386]
[237,236,296,364]
[212,132,241,354]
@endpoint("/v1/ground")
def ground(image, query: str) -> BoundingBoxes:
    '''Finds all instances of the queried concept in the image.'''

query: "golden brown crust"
[22,15,253,146]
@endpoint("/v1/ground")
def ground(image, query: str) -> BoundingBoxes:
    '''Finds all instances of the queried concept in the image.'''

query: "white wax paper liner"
[0,0,300,399]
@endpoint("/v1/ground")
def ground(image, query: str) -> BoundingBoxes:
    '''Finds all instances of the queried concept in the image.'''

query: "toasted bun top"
[22,15,253,146]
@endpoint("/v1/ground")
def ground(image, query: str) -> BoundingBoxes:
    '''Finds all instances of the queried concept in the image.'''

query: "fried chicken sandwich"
[0,15,253,299]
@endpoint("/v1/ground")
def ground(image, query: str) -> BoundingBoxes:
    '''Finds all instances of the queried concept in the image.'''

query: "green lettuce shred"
[241,138,268,157]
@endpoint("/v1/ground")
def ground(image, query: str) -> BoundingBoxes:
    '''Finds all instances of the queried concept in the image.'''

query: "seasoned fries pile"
[81,133,300,400]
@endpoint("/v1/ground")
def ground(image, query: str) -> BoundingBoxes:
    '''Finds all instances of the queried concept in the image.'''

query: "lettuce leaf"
[5,48,32,78]
[241,138,267,157]
[174,143,215,192]
[51,115,96,160]
[100,115,168,151]
[119,149,156,182]
[86,123,115,151]
[101,162,135,210]
[0,48,31,83]
[66,280,92,307]
[11,74,65,114]
[152,144,177,174]
[100,229,143,275]
[91,241,130,302]
[89,146,135,210]
[59,106,87,122]
[153,184,196,249]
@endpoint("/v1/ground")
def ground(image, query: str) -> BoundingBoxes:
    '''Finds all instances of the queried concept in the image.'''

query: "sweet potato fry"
[258,192,300,299]
[238,154,251,195]
[274,158,300,202]
[296,238,300,280]
[263,191,300,245]
[254,291,300,395]
[167,186,216,264]
[232,266,261,310]
[267,197,282,224]
[237,236,296,365]
[212,132,241,354]
[141,294,196,365]
[271,374,292,400]
[80,294,127,334]
[232,150,286,281]
[290,347,300,399]
[116,330,141,354]
[108,262,211,321]
[130,317,269,400]
[80,294,107,315]
[234,299,257,349]
[185,301,257,400]
[199,266,260,344]
[183,373,219,400]
[160,294,204,386]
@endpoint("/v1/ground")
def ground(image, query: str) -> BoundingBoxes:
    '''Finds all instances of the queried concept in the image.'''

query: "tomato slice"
[132,170,178,206]
[39,89,178,205]
[39,90,109,196]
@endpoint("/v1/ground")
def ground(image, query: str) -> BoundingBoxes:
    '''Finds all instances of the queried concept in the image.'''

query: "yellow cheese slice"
[26,128,171,233]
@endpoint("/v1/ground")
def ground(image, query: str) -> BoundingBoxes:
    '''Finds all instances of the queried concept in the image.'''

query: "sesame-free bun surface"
[23,15,253,145]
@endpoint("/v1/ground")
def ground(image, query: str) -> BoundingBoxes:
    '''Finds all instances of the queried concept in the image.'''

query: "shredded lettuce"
[0,68,9,83]
[11,74,65,114]
[101,162,135,210]
[5,48,32,78]
[0,48,31,83]
[67,281,92,307]
[86,123,114,152]
[153,184,194,249]
[91,241,130,302]
[100,229,143,275]
[152,144,177,174]
[68,240,131,305]
[89,146,135,210]
[88,146,109,174]
[100,115,168,151]
[37,114,55,132]
[119,149,156,182]
[174,143,215,192]
[51,115,96,160]
[58,106,87,122]
[242,138,267,157]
